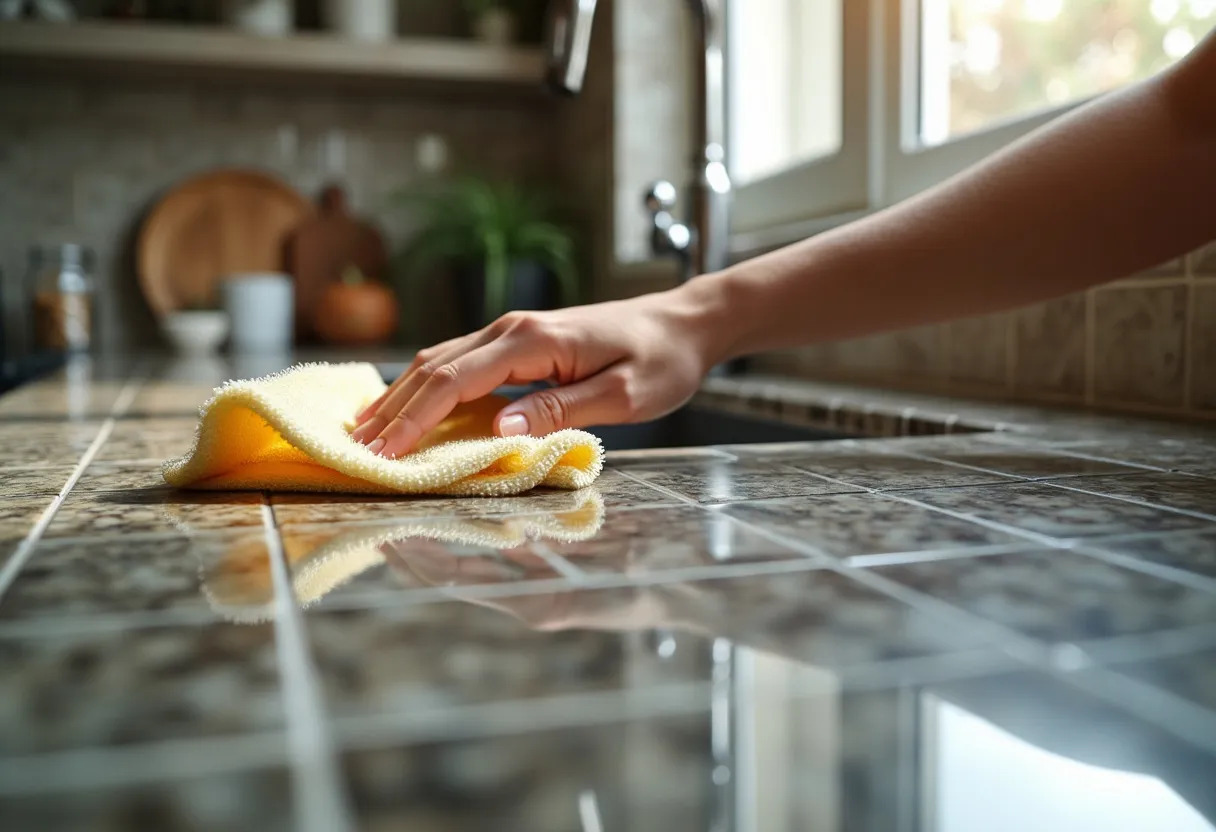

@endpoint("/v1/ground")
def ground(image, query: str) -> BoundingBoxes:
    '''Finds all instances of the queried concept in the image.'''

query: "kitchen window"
[728,0,1216,245]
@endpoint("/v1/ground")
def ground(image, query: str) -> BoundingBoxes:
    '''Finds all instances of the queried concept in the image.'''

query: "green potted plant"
[391,176,581,334]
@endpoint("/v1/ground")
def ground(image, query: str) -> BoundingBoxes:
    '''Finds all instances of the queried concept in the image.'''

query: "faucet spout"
[544,0,598,95]
[545,0,732,279]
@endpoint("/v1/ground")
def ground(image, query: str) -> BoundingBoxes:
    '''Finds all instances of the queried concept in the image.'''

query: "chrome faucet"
[545,0,733,281]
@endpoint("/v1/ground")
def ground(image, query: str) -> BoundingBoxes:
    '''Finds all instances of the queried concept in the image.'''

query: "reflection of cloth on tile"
[163,362,603,496]
[201,488,605,623]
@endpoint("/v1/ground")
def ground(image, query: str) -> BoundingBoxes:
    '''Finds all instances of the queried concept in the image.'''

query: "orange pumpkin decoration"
[313,266,399,346]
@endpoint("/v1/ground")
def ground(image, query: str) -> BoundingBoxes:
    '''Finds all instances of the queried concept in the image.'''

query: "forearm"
[697,39,1216,360]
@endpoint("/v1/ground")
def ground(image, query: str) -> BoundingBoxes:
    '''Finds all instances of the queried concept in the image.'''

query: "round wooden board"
[138,169,312,318]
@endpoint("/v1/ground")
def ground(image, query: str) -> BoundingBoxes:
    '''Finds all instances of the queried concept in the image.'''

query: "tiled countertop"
[1,356,1215,831]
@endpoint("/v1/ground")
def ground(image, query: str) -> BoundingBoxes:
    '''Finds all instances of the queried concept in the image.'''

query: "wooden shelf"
[0,20,546,90]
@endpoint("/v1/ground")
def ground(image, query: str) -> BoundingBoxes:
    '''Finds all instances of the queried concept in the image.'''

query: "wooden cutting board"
[285,185,389,341]
[138,169,312,318]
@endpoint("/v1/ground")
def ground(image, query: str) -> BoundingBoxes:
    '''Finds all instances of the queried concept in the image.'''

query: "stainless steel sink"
[589,405,851,451]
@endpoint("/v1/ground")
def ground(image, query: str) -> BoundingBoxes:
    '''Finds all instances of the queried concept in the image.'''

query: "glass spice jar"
[28,244,94,353]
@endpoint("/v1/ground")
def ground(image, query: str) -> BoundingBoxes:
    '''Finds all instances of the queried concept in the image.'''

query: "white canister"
[223,273,294,353]
[323,0,396,42]
[223,0,293,37]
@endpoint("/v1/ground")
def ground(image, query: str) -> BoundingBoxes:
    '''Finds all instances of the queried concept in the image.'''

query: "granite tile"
[872,549,1216,644]
[1060,437,1216,473]
[0,770,292,832]
[44,491,265,538]
[0,423,104,466]
[782,449,1011,491]
[0,465,76,497]
[0,623,282,754]
[901,482,1210,539]
[94,433,196,464]
[725,493,1026,560]
[74,462,167,492]
[1013,294,1087,398]
[0,533,270,623]
[653,568,992,667]
[1110,648,1216,717]
[1089,529,1216,583]
[1059,472,1216,517]
[0,496,51,541]
[542,504,819,575]
[126,383,217,417]
[948,313,1010,388]
[1093,285,1187,407]
[628,461,862,504]
[904,445,1142,480]
[0,383,124,420]
[307,600,706,722]
[342,715,719,832]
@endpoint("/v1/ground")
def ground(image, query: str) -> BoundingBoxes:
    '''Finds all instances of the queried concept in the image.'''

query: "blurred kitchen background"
[2,0,1215,420]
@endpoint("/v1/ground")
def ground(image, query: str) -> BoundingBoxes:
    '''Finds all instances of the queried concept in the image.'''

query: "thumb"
[496,370,633,436]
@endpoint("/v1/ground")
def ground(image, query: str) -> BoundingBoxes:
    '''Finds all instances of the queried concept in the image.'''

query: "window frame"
[728,0,874,236]
[728,0,1123,251]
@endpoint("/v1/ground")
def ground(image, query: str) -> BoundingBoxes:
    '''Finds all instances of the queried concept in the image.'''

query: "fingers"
[495,366,637,436]
[374,340,524,458]
[354,334,475,428]
[352,332,491,446]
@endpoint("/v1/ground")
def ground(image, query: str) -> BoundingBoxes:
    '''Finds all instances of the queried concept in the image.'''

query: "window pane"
[729,0,843,185]
[920,0,1216,147]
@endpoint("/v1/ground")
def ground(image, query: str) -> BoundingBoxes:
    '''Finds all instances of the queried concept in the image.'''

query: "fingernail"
[368,437,386,455]
[499,413,529,437]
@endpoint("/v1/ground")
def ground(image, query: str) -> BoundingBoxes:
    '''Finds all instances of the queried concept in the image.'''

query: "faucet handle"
[643,180,692,258]
[643,180,679,214]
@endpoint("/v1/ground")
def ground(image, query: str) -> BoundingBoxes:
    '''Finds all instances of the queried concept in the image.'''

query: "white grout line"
[0,732,289,796]
[0,374,145,604]
[1041,476,1216,523]
[530,542,591,583]
[1069,544,1216,595]
[261,503,355,832]
[1074,622,1216,665]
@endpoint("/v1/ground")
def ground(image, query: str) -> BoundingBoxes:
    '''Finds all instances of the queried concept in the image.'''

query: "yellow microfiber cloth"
[162,362,603,496]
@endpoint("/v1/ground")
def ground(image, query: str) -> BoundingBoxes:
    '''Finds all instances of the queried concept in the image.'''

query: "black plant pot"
[456,260,556,334]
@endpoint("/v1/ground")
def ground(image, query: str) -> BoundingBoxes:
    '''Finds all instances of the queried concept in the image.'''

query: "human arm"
[354,32,1216,458]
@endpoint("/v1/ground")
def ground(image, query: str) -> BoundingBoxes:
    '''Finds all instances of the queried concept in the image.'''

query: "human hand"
[351,284,731,458]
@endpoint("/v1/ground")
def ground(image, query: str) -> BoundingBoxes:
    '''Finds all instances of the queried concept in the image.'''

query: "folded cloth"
[162,362,603,496]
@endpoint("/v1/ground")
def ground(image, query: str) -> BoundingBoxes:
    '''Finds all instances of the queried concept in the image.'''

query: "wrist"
[666,269,754,369]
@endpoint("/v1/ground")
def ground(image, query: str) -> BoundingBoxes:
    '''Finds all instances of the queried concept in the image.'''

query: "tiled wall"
[753,244,1216,420]
[0,74,565,353]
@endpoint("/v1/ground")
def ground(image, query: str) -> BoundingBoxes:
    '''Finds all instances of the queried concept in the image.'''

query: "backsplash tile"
[752,240,1215,420]
[1012,294,1088,400]
[1093,285,1187,408]
[1191,283,1216,412]
[0,76,565,353]
[948,313,1010,389]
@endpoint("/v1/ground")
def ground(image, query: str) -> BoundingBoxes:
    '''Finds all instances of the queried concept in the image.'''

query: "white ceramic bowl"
[162,310,230,355]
